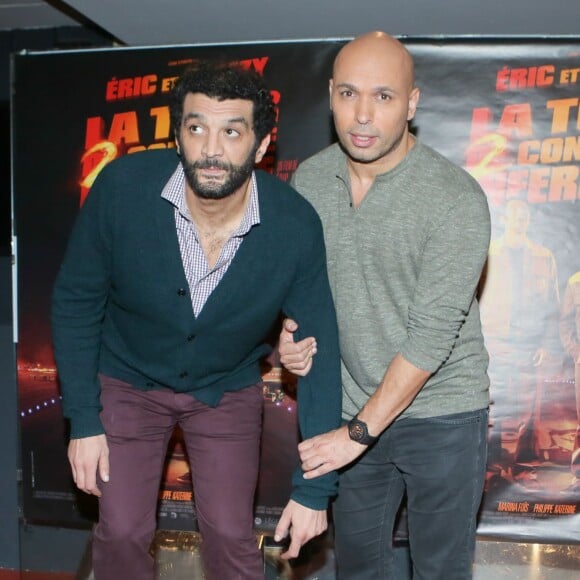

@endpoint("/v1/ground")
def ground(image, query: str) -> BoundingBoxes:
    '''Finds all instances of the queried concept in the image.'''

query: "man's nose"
[355,97,373,125]
[202,131,223,157]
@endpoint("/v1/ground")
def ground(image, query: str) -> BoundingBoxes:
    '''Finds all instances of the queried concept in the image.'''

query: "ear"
[329,78,334,110]
[174,138,181,156]
[407,87,421,121]
[254,134,271,164]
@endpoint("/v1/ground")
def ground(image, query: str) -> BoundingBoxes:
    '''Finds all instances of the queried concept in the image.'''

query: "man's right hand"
[68,434,109,496]
[279,318,317,377]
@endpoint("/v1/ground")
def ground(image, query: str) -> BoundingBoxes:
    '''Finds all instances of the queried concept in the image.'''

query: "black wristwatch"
[347,415,378,446]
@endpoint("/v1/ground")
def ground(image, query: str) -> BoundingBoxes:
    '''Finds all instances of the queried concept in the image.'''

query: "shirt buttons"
[177,288,187,296]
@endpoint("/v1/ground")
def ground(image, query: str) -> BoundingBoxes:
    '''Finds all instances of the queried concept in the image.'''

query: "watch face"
[350,421,365,441]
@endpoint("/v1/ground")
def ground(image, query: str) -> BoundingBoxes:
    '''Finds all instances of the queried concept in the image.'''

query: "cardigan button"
[177,288,187,296]
[186,334,195,342]
[179,371,188,378]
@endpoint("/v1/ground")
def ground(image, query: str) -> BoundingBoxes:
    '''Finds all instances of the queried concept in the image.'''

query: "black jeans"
[333,408,488,579]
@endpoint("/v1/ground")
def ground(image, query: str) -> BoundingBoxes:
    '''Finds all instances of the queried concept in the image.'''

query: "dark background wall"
[2,2,580,571]
[0,26,113,573]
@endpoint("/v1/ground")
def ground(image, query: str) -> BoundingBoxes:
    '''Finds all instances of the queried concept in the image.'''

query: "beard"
[180,145,257,200]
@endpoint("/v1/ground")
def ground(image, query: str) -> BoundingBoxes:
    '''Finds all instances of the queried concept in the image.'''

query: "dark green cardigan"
[51,148,342,509]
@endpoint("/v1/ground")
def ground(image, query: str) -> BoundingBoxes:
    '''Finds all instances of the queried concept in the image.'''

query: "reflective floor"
[472,539,580,580]
[140,531,580,579]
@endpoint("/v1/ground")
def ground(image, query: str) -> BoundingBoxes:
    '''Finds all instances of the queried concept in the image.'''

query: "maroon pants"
[92,375,264,580]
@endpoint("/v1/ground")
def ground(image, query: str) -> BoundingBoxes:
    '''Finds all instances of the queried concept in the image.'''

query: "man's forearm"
[355,353,431,437]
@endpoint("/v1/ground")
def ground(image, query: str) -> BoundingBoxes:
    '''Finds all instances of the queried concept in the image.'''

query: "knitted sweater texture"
[292,142,491,420]
[52,149,342,509]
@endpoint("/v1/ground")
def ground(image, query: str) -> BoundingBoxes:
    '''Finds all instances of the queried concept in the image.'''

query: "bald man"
[278,32,491,578]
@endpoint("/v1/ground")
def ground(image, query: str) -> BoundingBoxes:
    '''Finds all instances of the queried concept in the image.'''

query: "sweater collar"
[335,140,422,185]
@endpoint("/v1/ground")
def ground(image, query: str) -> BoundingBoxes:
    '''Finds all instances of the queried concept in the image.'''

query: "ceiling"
[1,0,579,46]
[0,1,81,31]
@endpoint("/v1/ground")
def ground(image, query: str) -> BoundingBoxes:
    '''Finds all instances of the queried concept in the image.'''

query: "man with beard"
[278,32,491,578]
[52,63,341,580]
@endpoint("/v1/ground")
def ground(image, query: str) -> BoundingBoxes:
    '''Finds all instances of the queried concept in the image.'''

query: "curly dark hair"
[170,61,276,143]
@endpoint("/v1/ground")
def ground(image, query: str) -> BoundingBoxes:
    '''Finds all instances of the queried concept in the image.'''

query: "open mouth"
[350,133,377,147]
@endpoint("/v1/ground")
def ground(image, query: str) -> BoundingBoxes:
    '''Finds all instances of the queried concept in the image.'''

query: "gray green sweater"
[292,142,491,420]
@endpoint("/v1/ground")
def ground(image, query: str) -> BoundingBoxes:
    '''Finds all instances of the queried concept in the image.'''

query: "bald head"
[329,31,420,174]
[333,31,415,92]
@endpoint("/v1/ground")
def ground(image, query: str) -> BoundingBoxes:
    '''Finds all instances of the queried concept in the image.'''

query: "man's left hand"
[298,425,367,479]
[274,500,327,559]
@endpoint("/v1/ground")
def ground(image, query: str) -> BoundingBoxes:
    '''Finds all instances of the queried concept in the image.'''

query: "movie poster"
[407,41,580,541]
[12,38,580,541]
